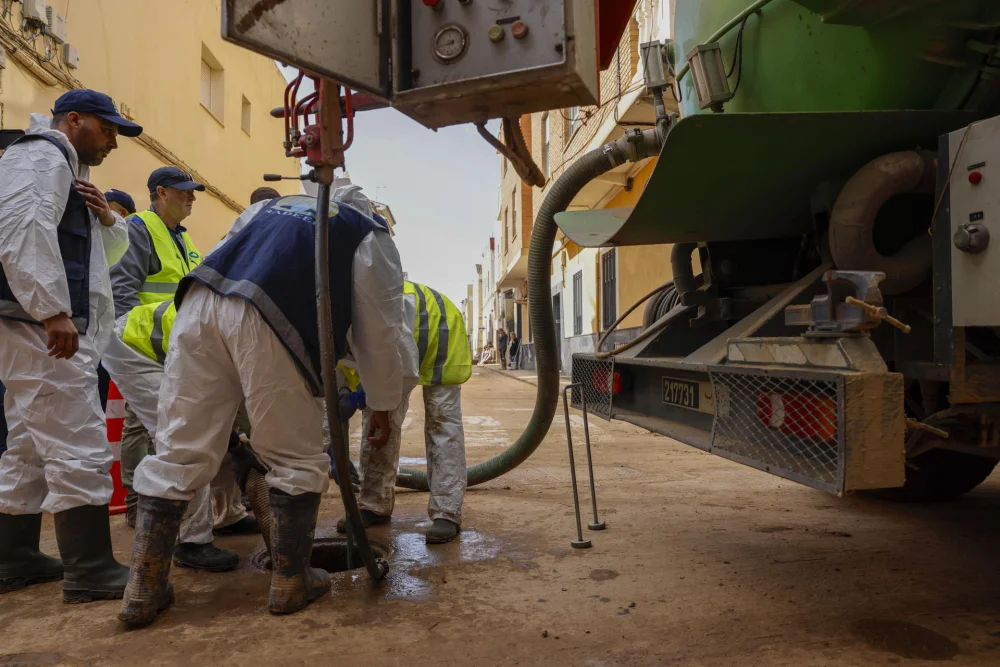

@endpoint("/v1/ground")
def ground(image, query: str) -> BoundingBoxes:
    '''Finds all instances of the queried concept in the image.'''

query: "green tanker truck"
[558,0,1000,500]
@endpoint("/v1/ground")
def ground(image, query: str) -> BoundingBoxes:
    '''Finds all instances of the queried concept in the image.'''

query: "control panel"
[222,0,598,129]
[948,117,1000,326]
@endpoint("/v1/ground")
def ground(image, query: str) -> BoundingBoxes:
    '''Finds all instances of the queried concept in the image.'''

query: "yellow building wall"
[0,0,299,254]
[608,161,676,330]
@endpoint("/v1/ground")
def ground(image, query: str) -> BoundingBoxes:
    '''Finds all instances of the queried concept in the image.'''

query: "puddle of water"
[853,619,959,661]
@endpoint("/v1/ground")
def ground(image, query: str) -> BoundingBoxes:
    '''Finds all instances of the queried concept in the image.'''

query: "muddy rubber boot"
[118,496,187,626]
[425,519,460,545]
[214,515,259,536]
[268,490,331,615]
[336,510,390,534]
[0,513,63,594]
[173,542,240,572]
[54,505,130,604]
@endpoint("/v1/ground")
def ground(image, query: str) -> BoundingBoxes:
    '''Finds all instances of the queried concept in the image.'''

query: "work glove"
[228,431,267,492]
[337,385,367,422]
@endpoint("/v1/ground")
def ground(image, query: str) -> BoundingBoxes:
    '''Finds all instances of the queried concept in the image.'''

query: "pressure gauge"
[433,24,469,64]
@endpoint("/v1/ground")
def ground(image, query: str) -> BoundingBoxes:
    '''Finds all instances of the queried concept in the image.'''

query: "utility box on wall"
[222,0,599,129]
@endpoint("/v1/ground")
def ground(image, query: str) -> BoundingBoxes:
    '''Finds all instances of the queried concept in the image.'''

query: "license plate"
[662,377,700,410]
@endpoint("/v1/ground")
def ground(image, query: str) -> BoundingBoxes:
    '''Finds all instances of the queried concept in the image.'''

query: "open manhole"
[249,537,390,573]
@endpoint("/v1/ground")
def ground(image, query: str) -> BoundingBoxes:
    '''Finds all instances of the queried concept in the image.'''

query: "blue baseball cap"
[104,189,136,215]
[53,89,143,138]
[148,166,205,194]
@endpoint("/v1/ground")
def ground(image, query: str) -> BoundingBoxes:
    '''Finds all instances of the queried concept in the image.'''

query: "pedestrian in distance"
[509,332,520,370]
[497,327,508,370]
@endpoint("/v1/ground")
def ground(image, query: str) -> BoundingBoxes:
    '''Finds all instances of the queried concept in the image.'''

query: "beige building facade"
[0,0,299,253]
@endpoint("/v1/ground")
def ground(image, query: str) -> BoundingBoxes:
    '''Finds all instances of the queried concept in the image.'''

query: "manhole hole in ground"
[249,537,390,573]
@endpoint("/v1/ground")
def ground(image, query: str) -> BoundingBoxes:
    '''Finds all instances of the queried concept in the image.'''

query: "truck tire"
[873,449,998,502]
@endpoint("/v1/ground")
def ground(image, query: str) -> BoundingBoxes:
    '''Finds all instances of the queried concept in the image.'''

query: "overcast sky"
[280,68,501,307]
[337,109,500,307]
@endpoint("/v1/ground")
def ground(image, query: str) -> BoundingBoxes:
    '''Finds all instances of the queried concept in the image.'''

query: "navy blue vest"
[176,195,379,396]
[0,134,91,334]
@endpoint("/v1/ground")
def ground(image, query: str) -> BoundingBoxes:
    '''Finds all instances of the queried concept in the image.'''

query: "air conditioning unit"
[45,7,67,44]
[21,0,47,27]
[62,43,79,69]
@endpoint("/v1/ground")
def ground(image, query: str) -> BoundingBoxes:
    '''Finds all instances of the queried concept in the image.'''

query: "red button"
[422,0,440,5]
[970,171,983,185]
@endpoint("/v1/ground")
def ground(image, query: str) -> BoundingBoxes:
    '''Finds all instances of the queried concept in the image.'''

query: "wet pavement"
[3,370,1000,665]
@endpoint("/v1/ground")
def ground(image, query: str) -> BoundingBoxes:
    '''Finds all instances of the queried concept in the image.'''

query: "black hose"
[315,181,388,581]
[397,128,664,490]
[671,243,699,305]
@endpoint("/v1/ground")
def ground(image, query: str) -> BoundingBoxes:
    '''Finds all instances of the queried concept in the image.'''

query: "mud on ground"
[3,370,1000,666]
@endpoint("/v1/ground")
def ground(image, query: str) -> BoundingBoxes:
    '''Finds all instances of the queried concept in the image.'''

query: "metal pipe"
[578,392,605,531]
[674,0,775,83]
[562,384,591,550]
[315,180,388,581]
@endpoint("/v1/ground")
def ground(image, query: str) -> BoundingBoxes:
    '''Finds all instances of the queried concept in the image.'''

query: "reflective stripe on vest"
[405,281,471,386]
[131,210,202,305]
[121,299,176,363]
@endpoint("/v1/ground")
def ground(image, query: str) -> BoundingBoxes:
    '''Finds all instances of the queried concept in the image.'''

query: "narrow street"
[3,370,1000,666]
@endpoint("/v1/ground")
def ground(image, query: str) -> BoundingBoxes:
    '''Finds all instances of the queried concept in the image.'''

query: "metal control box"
[21,0,47,26]
[222,0,598,129]
[45,7,67,44]
[948,117,1000,327]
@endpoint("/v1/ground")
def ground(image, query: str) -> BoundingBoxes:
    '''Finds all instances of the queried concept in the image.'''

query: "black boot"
[0,513,63,594]
[54,504,130,604]
[173,542,240,572]
[118,496,187,626]
[268,490,330,615]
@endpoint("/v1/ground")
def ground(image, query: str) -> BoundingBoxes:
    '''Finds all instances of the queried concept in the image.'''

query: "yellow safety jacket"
[121,211,201,363]
[406,281,471,386]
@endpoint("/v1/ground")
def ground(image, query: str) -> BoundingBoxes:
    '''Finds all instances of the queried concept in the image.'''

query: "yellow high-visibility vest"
[405,281,471,386]
[121,210,201,363]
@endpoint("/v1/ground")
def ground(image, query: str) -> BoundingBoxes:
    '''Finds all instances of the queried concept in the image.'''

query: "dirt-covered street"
[2,369,1000,666]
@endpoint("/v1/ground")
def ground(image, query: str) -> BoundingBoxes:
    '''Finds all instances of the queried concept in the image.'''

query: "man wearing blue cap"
[0,89,143,603]
[104,189,136,217]
[103,166,243,572]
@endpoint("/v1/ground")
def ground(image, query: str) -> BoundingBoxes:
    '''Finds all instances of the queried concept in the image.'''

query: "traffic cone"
[106,381,128,515]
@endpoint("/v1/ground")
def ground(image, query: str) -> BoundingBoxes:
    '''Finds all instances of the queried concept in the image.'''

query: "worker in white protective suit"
[0,90,142,603]
[119,193,405,626]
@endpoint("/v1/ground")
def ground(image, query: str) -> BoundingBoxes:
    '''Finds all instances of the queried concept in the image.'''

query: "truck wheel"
[873,449,998,502]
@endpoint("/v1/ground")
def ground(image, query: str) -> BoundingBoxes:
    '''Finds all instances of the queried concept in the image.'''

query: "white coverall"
[0,114,130,515]
[133,222,406,503]
[102,331,231,543]
[358,293,467,526]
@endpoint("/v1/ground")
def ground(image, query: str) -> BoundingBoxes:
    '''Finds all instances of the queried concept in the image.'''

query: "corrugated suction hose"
[830,150,936,295]
[397,128,664,490]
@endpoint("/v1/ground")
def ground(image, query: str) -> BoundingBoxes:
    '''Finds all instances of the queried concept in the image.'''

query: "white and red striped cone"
[106,381,128,515]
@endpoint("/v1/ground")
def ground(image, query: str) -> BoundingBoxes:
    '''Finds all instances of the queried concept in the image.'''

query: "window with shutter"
[200,60,212,110]
[601,250,617,330]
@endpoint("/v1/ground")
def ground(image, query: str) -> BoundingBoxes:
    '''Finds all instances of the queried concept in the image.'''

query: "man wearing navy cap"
[0,89,143,603]
[104,189,136,217]
[104,166,244,572]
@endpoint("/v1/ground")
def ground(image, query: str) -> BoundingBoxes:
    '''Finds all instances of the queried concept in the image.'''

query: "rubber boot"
[268,490,331,615]
[336,509,390,534]
[54,504,130,604]
[0,513,63,594]
[425,518,460,545]
[118,496,187,626]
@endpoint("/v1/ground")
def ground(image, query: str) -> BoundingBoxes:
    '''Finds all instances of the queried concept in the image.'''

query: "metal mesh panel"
[709,368,844,493]
[570,355,614,420]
